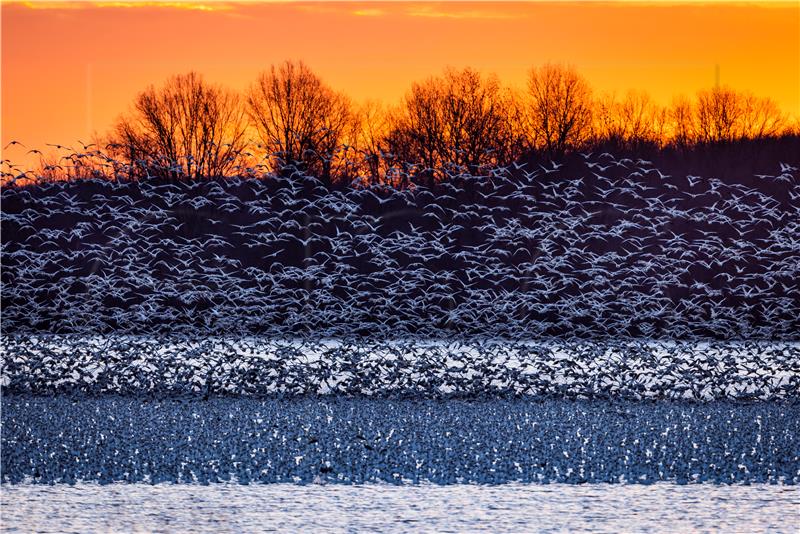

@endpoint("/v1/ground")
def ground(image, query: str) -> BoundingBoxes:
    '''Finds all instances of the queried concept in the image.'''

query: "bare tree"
[349,100,392,185]
[386,67,516,183]
[595,90,665,151]
[690,86,787,144]
[523,64,593,158]
[667,95,697,149]
[113,72,247,179]
[246,60,354,185]
[739,93,785,140]
[695,86,743,144]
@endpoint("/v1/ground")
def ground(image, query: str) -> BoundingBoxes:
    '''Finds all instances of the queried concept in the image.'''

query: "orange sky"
[2,1,799,167]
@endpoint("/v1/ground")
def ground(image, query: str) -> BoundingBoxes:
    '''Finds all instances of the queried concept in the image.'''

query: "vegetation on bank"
[4,61,798,188]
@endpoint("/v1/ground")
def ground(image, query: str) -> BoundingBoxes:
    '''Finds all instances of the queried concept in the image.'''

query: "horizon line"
[4,0,799,6]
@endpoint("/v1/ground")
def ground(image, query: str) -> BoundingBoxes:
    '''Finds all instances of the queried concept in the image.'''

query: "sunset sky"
[2,1,799,167]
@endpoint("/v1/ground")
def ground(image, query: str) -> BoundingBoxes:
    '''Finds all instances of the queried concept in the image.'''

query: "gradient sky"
[2,1,799,166]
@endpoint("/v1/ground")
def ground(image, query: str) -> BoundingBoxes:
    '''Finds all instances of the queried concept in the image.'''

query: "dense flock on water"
[2,153,799,340]
[2,336,799,401]
[3,397,798,485]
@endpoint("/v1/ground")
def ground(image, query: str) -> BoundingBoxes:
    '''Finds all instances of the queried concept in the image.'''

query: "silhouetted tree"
[246,60,355,186]
[739,93,786,140]
[595,90,666,152]
[667,86,786,149]
[351,100,393,186]
[695,86,744,144]
[667,95,697,150]
[113,72,247,179]
[386,68,517,184]
[523,64,593,158]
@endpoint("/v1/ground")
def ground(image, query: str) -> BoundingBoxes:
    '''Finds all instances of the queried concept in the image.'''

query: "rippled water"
[2,483,798,533]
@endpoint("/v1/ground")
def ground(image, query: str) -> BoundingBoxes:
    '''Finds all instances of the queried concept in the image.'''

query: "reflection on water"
[2,483,798,533]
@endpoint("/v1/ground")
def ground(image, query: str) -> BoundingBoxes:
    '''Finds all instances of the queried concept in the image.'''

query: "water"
[5,397,798,485]
[2,483,798,533]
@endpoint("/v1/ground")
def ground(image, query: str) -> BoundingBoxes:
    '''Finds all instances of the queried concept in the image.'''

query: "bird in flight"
[4,140,26,150]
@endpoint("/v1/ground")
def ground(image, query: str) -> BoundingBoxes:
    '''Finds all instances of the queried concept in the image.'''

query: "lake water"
[2,483,798,533]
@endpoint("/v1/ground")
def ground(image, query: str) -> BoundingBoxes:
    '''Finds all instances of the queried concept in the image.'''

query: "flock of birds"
[3,151,799,489]
[2,152,799,340]
[3,336,798,401]
[3,396,798,485]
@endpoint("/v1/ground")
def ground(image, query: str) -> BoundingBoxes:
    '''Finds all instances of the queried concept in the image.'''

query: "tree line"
[35,61,799,186]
